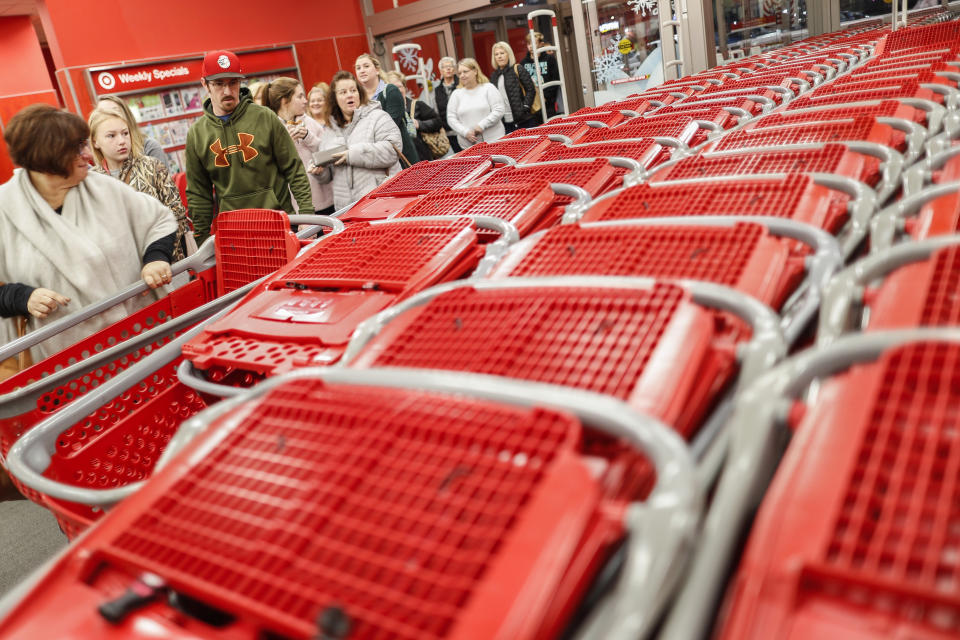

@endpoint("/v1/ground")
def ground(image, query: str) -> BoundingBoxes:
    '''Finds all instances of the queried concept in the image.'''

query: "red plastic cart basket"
[0,369,699,640]
[648,141,902,202]
[574,173,876,255]
[343,277,783,442]
[180,216,518,388]
[453,135,563,164]
[474,158,624,232]
[484,216,842,345]
[338,156,492,223]
[535,138,687,172]
[503,120,593,142]
[577,114,720,147]
[707,114,927,163]
[389,180,563,239]
[711,334,960,640]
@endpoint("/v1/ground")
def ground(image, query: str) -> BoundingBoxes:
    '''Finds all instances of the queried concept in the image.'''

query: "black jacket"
[434,77,459,130]
[374,82,420,164]
[489,64,536,123]
[521,52,560,115]
[405,96,443,160]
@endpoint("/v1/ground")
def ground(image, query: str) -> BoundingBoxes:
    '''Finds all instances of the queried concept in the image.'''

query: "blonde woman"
[96,95,171,169]
[88,108,194,260]
[307,83,329,121]
[489,41,537,133]
[446,58,505,148]
[261,77,334,214]
[354,53,419,164]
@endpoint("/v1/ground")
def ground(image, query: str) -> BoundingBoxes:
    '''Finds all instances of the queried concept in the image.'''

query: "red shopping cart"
[180,216,518,387]
[0,369,699,640]
[453,135,563,164]
[713,334,960,640]
[871,181,960,250]
[474,158,623,231]
[339,156,492,223]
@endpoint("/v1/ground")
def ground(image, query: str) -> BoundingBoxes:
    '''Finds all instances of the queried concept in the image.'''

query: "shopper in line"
[88,109,195,260]
[183,50,312,244]
[520,31,560,119]
[434,56,461,153]
[97,95,172,169]
[260,78,334,214]
[386,71,447,160]
[316,70,401,210]
[307,83,329,122]
[354,53,419,165]
[489,41,538,133]
[0,104,178,360]
[446,58,505,149]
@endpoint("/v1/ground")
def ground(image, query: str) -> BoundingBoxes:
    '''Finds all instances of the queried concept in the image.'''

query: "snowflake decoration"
[592,49,628,85]
[396,47,420,72]
[628,0,659,17]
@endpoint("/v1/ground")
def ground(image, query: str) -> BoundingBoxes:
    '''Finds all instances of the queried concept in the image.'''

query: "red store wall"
[38,0,368,117]
[0,15,59,181]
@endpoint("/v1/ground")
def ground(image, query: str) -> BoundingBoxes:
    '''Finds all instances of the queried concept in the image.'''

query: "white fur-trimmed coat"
[317,101,401,210]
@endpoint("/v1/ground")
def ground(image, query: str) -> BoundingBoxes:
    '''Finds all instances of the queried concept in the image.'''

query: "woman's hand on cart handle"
[26,288,70,319]
[141,261,173,289]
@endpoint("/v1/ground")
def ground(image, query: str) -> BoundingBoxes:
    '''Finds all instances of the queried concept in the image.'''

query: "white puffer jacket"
[318,101,402,210]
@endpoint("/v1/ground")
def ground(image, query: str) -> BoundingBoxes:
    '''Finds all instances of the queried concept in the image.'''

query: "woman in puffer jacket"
[488,41,538,133]
[316,70,401,210]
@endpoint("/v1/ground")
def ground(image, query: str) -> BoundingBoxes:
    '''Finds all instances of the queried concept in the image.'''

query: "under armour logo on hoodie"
[209,133,259,167]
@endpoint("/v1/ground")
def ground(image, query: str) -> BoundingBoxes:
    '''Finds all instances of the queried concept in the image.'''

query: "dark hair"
[5,104,89,178]
[324,71,368,127]
[261,77,301,114]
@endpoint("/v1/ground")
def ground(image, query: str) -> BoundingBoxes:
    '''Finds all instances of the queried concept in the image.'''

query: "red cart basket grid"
[0,368,700,640]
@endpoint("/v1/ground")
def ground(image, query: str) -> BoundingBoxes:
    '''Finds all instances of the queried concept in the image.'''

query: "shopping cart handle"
[488,154,517,167]
[818,235,960,347]
[4,303,238,508]
[550,182,592,224]
[0,273,263,420]
[177,359,244,398]
[289,214,345,237]
[901,145,960,196]
[0,245,216,365]
[870,181,960,251]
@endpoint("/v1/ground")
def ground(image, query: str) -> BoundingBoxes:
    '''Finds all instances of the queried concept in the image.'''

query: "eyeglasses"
[208,78,240,89]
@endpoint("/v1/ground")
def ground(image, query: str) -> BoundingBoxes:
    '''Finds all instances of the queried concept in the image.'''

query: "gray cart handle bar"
[3,301,240,508]
[658,328,960,640]
[167,366,702,640]
[487,156,645,188]
[818,234,960,346]
[903,145,960,197]
[870,180,960,251]
[0,270,268,421]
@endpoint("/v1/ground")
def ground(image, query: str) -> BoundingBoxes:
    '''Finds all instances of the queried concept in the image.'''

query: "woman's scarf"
[0,169,177,360]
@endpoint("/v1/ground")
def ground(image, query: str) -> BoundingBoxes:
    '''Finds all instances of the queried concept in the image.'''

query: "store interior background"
[0,0,945,181]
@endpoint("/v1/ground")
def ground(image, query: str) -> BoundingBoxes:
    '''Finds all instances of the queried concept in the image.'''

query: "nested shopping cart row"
[2,14,960,640]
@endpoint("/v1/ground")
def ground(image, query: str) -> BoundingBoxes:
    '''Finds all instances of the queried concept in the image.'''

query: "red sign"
[91,48,297,94]
[611,75,651,85]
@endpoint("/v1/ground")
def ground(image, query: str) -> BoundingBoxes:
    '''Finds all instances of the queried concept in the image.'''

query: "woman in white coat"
[446,57,506,149]
[317,71,401,210]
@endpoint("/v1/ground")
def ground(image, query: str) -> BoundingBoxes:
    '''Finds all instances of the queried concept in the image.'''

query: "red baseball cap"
[202,50,244,80]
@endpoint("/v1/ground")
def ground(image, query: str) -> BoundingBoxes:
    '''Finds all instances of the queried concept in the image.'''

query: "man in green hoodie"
[184,49,313,244]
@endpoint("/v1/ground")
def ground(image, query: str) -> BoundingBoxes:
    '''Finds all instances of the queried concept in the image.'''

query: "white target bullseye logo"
[97,72,116,90]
